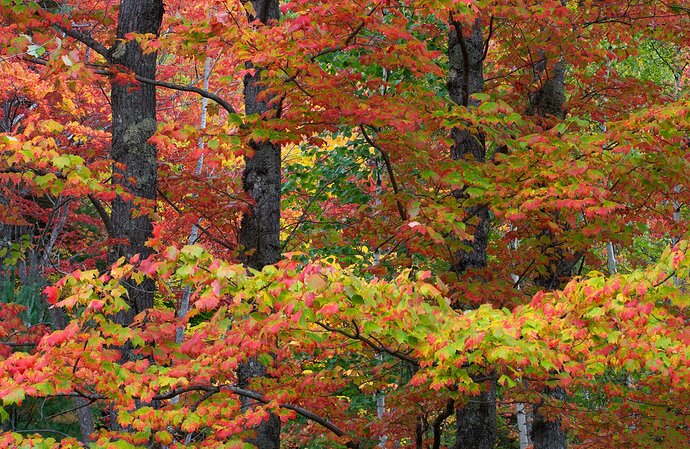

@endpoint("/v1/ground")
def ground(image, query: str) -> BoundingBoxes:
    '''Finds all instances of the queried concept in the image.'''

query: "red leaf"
[44,286,59,305]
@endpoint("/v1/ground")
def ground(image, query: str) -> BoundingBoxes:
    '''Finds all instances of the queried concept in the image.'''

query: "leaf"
[319,302,339,315]
[43,285,59,304]
[27,44,45,57]
[2,388,25,406]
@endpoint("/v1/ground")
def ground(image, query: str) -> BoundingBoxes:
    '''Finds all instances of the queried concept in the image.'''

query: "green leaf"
[2,388,25,405]
[27,44,45,57]
[498,374,516,388]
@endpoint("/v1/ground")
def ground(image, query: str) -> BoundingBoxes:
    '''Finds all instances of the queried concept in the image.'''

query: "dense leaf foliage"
[0,0,689,448]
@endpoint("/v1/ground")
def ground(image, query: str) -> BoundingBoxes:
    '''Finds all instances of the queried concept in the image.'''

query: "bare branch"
[359,125,408,221]
[315,320,419,366]
[88,194,115,238]
[134,74,238,115]
[150,384,351,439]
[24,25,238,115]
[310,3,380,61]
[51,23,111,62]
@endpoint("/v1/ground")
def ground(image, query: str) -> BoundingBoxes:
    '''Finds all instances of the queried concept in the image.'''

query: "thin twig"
[359,125,408,221]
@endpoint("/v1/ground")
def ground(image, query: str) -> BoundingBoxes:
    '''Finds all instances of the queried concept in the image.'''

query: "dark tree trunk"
[531,387,567,449]
[453,382,496,449]
[237,358,281,449]
[527,59,566,120]
[447,18,496,449]
[448,19,489,275]
[238,2,281,449]
[108,0,164,325]
[239,0,281,271]
[529,50,569,449]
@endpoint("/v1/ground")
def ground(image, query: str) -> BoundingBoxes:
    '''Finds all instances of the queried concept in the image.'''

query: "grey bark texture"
[529,51,569,449]
[108,0,164,325]
[531,387,567,449]
[453,383,497,449]
[447,20,489,275]
[447,18,496,449]
[238,2,281,449]
[527,59,566,120]
[239,0,281,271]
[237,357,280,449]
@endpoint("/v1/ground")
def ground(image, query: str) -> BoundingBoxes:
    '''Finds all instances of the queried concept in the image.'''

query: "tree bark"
[108,0,164,325]
[240,0,281,270]
[447,18,496,449]
[528,49,569,449]
[448,19,489,275]
[527,59,566,120]
[531,387,567,449]
[238,2,281,449]
[452,382,496,449]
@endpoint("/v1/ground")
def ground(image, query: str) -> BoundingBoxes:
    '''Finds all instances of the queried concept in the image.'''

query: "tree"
[447,16,496,449]
[107,0,164,324]
[237,1,282,449]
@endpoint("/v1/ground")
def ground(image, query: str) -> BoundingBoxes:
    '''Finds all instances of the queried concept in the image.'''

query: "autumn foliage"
[0,0,689,448]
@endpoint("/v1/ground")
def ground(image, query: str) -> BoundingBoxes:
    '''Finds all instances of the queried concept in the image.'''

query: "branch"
[15,429,73,439]
[315,320,419,366]
[134,74,237,115]
[281,163,361,251]
[512,260,535,289]
[451,19,471,107]
[432,399,454,449]
[310,3,380,61]
[151,384,351,439]
[88,194,115,239]
[229,387,347,438]
[60,383,352,441]
[51,23,111,62]
[45,397,98,421]
[0,166,66,179]
[359,125,408,221]
[481,16,494,62]
[25,25,238,116]
[156,188,236,251]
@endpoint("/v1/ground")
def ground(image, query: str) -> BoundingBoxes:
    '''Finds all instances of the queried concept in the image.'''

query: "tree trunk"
[447,18,496,449]
[527,59,566,120]
[448,19,489,275]
[531,387,567,449]
[108,0,164,325]
[238,2,281,449]
[453,381,496,449]
[239,0,281,270]
[528,51,568,449]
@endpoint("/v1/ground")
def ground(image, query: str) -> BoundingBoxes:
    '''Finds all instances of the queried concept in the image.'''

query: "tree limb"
[150,384,351,439]
[51,23,111,62]
[25,23,238,115]
[315,320,419,366]
[359,125,408,221]
[88,194,115,239]
[134,74,238,115]
[432,399,455,449]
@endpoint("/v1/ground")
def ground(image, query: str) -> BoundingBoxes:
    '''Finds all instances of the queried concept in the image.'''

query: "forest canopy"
[0,1,689,449]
